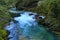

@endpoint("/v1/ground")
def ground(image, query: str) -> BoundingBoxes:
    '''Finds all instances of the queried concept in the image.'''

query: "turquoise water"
[5,8,56,40]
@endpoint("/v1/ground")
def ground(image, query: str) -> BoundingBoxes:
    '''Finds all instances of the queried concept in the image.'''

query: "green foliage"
[0,30,9,40]
[38,0,60,34]
[0,0,19,26]
[0,0,18,40]
[39,0,60,26]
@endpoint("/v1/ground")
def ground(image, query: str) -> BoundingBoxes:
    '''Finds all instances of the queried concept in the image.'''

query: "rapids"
[5,8,55,40]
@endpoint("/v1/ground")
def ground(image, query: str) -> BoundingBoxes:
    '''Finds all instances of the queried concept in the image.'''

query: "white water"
[5,21,19,40]
[14,12,37,29]
[5,8,55,40]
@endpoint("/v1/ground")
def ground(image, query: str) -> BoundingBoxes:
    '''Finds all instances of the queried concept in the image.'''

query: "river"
[5,8,56,40]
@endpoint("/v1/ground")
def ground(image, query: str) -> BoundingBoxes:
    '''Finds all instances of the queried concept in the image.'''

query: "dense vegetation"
[0,0,60,40]
[0,0,18,40]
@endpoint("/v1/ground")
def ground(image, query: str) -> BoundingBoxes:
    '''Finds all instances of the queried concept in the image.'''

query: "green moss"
[0,30,9,40]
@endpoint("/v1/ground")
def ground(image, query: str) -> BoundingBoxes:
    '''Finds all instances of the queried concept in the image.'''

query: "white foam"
[14,12,37,29]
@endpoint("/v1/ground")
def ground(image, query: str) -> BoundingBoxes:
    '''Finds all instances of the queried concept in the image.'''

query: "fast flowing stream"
[5,8,56,40]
